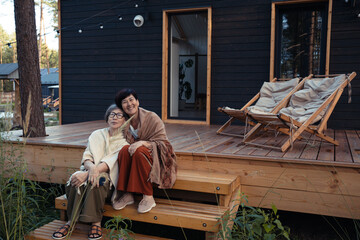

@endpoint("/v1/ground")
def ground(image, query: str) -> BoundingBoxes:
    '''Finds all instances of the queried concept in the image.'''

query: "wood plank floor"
[4,120,360,168]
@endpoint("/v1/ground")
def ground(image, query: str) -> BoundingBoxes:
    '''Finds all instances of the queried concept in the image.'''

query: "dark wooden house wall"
[41,85,59,99]
[328,0,360,128]
[60,0,360,129]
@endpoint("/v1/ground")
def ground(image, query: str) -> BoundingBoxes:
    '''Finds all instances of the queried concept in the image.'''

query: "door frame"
[161,7,212,125]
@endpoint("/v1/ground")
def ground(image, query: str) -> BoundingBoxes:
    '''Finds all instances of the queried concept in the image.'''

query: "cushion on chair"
[279,74,346,123]
[247,78,300,114]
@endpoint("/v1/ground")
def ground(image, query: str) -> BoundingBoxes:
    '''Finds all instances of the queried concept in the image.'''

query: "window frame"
[269,0,333,80]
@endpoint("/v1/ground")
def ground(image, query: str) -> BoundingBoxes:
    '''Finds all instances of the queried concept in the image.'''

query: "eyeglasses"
[109,112,124,119]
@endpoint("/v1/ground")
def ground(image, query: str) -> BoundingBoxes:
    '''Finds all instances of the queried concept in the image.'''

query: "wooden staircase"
[27,169,241,240]
[25,219,173,240]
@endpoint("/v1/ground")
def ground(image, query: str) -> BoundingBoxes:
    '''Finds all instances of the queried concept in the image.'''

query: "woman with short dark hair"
[52,104,128,239]
[112,88,177,213]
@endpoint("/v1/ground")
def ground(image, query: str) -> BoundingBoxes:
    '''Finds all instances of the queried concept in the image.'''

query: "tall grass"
[0,101,61,240]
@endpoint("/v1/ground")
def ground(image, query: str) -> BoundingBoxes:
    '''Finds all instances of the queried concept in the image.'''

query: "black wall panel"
[328,0,360,129]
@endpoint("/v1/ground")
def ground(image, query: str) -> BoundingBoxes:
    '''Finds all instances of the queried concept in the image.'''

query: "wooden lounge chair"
[217,76,309,137]
[244,72,357,152]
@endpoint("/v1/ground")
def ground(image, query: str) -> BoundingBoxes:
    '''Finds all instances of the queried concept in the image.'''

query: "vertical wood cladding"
[60,0,360,129]
[328,0,360,128]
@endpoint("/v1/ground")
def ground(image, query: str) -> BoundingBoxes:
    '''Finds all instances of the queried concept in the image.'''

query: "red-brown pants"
[116,145,153,195]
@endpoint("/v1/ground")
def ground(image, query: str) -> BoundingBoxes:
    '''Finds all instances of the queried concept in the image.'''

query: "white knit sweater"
[81,127,129,188]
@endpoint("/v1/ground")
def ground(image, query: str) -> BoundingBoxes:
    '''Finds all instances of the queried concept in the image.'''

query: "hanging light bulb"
[135,3,138,7]
[78,29,83,33]
[118,15,123,21]
[7,43,11,48]
[56,30,60,36]
[99,23,104,29]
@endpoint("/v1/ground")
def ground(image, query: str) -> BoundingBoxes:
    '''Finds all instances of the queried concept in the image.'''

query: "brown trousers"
[116,145,153,195]
[66,175,111,223]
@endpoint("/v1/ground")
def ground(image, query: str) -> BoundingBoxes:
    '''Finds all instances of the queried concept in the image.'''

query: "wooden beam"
[178,156,360,197]
[243,185,360,219]
[172,16,187,40]
[161,11,168,121]
[206,7,212,125]
[269,2,276,81]
[58,0,62,125]
[326,0,333,75]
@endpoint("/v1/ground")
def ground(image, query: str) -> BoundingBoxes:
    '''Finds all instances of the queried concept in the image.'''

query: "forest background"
[0,0,58,68]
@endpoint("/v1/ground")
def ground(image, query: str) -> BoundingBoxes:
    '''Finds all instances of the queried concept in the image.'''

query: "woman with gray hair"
[52,104,129,240]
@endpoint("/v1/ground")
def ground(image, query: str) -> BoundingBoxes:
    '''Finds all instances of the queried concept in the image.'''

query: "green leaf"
[264,233,276,240]
[263,223,275,233]
[282,230,291,240]
[274,219,284,231]
[252,222,262,236]
[271,204,278,215]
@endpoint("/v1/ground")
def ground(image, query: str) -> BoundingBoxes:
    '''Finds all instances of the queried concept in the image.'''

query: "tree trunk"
[14,0,46,137]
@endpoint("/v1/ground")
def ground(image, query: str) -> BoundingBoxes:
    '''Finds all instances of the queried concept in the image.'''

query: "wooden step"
[25,220,174,240]
[175,169,240,196]
[56,196,228,232]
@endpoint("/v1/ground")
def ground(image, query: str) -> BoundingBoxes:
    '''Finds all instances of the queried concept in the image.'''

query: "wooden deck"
[3,121,360,219]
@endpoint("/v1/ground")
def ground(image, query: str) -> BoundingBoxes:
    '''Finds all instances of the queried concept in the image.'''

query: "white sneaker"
[112,193,134,210]
[137,196,156,213]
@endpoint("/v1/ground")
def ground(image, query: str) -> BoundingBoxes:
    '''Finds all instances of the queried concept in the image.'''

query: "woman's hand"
[128,141,152,156]
[83,160,109,188]
[71,171,88,187]
[88,164,100,187]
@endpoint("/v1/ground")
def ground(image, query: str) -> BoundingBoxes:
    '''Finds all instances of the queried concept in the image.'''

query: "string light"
[4,0,146,46]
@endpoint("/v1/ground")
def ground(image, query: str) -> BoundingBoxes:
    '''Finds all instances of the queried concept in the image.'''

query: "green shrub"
[218,193,290,240]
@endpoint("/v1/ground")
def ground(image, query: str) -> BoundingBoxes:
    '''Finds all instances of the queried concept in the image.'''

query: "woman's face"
[107,108,125,130]
[121,94,139,117]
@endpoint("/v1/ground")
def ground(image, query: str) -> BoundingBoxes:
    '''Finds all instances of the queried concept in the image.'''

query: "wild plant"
[0,131,49,239]
[0,98,59,239]
[217,192,290,240]
[104,215,134,240]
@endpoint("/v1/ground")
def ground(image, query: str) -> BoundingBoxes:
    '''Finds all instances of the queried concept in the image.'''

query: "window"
[273,2,329,79]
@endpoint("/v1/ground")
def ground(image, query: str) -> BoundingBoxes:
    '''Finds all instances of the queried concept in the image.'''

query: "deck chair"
[217,76,309,137]
[244,72,357,152]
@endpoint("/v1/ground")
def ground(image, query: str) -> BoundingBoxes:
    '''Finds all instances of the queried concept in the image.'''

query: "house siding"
[328,0,360,128]
[60,0,360,129]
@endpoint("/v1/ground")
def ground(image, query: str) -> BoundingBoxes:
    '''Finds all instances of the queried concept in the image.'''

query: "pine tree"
[14,0,46,137]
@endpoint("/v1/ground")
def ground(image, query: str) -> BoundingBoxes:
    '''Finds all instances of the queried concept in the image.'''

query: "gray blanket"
[279,74,346,123]
[246,78,300,113]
